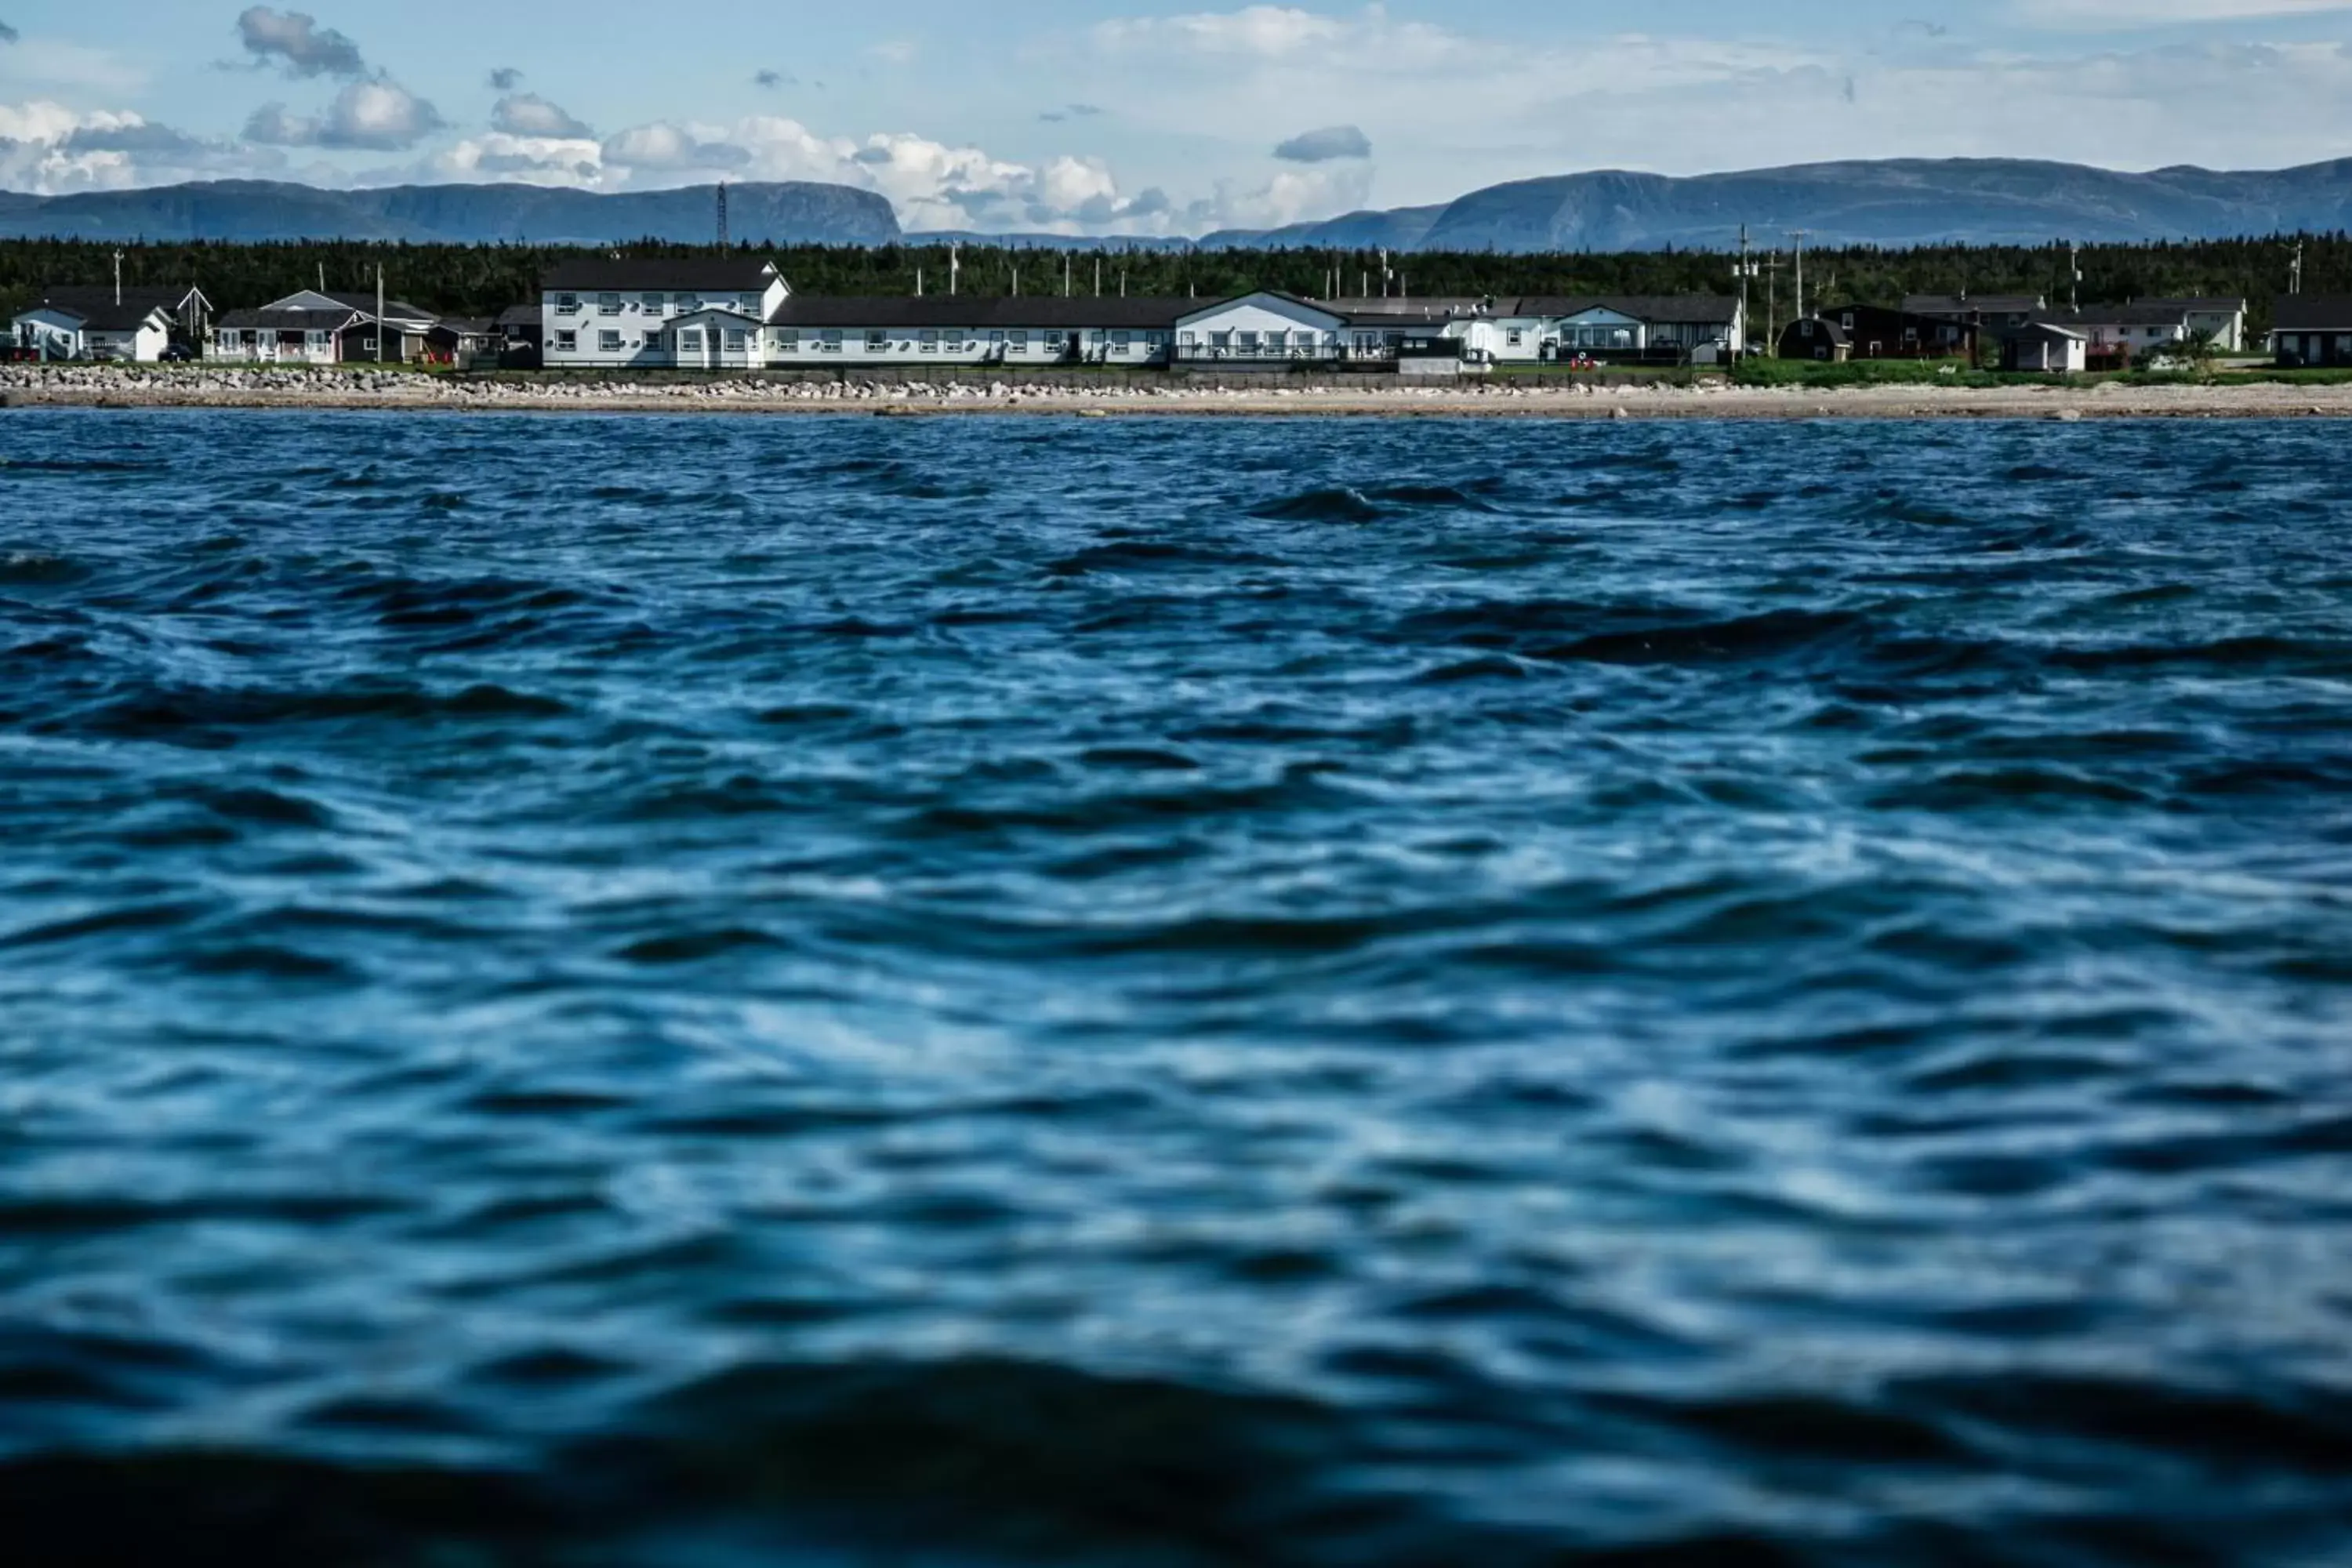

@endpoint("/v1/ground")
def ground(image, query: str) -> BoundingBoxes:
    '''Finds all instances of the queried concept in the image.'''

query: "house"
[9,285,203,362]
[1797,303,1978,362]
[539,257,789,369]
[1316,295,1744,365]
[425,318,499,365]
[213,306,368,366]
[2001,321,2088,374]
[1497,296,1743,365]
[2140,296,2248,352]
[1778,316,1850,361]
[213,289,441,365]
[2028,304,2195,368]
[2270,296,2352,367]
[495,304,543,354]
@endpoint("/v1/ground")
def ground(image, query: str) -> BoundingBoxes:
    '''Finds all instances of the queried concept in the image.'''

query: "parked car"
[159,344,197,363]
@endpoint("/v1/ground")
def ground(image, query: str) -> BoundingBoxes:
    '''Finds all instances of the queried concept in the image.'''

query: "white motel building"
[538,258,1744,372]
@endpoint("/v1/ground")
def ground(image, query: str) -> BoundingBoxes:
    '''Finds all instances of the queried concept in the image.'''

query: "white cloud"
[0,101,285,190]
[2015,0,2352,24]
[234,6,365,78]
[492,92,592,140]
[246,78,444,151]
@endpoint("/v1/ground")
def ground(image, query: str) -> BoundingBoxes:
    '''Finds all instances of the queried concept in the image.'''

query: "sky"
[5,2,2352,234]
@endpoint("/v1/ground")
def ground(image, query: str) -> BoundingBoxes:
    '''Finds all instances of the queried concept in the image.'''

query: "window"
[920,329,939,353]
[643,292,665,313]
[1236,332,1259,353]
[600,331,623,353]
[725,330,748,352]
[1112,331,1132,350]
[555,330,578,352]
[598,293,621,316]
[556,293,579,315]
[1210,331,1232,350]
[644,332,665,351]
[822,329,844,353]
[1010,330,1030,350]
[1507,329,1523,348]
[865,331,887,353]
[308,331,329,347]
[680,330,702,350]
[775,329,799,352]
[361,336,379,353]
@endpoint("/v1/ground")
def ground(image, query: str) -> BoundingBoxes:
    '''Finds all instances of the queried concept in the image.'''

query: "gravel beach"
[6,363,2351,419]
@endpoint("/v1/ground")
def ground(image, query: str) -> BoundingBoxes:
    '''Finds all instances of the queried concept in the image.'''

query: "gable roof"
[30,285,201,329]
[495,304,542,331]
[2272,296,2352,332]
[2138,296,2246,314]
[769,295,1192,329]
[1904,294,2045,317]
[17,295,172,332]
[218,307,367,331]
[2005,321,2086,341]
[542,257,782,292]
[2030,304,2194,330]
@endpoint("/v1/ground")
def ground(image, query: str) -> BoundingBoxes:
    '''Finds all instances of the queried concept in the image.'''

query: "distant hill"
[1240,158,2352,253]
[9,157,2352,254]
[0,180,902,246]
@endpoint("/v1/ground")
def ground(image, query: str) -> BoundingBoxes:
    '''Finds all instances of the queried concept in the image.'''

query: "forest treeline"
[4,233,2347,334]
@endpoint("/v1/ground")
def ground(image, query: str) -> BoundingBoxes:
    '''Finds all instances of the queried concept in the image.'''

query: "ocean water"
[2,409,2350,1567]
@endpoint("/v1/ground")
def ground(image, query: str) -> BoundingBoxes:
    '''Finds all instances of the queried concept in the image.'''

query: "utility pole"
[1789,230,1811,323]
[949,242,960,297]
[112,249,123,307]
[717,182,730,249]
[2292,240,2305,296]
[1762,252,1783,355]
[376,263,385,364]
[1064,253,1073,298]
[1094,256,1102,298]
[2068,242,2082,314]
[1733,225,1758,359]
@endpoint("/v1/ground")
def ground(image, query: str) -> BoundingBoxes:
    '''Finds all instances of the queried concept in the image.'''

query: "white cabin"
[9,285,194,362]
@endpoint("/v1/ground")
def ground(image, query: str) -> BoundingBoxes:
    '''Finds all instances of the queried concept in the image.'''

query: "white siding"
[543,274,788,369]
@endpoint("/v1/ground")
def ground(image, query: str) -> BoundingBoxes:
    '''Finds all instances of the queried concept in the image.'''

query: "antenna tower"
[717,182,730,249]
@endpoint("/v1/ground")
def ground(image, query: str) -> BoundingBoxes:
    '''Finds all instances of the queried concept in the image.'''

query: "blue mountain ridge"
[7,158,2352,250]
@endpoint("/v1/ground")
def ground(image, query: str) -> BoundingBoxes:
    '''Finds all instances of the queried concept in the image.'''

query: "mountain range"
[7,157,2352,251]
[0,180,902,246]
[1201,158,2352,252]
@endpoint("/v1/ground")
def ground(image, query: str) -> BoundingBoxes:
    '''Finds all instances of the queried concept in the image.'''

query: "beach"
[5,362,2351,419]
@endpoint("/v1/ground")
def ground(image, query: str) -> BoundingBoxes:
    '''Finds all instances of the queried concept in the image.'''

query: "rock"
[2055,408,2084,423]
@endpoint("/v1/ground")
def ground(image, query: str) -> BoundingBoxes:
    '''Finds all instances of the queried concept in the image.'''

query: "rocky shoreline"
[5,364,2351,420]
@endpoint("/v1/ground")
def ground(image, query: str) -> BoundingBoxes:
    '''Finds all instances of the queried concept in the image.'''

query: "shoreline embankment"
[7,365,2352,420]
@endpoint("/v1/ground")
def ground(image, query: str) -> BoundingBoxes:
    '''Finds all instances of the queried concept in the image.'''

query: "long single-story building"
[535,260,1748,372]
[2027,304,2198,368]
[2271,296,2352,367]
[10,285,208,362]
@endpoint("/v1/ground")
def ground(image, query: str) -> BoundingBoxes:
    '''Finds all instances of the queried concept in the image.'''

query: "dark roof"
[2030,305,2193,329]
[1318,296,1486,319]
[1783,317,1849,347]
[31,285,199,328]
[430,318,497,336]
[542,258,780,292]
[2003,321,2086,340]
[314,291,436,322]
[1501,295,1740,324]
[1904,294,2045,317]
[2272,296,2352,332]
[219,307,366,330]
[2138,296,2245,313]
[495,304,541,330]
[19,294,171,332]
[767,296,1192,329]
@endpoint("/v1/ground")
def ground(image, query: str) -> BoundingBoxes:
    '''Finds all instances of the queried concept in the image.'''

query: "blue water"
[3,409,2350,1566]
